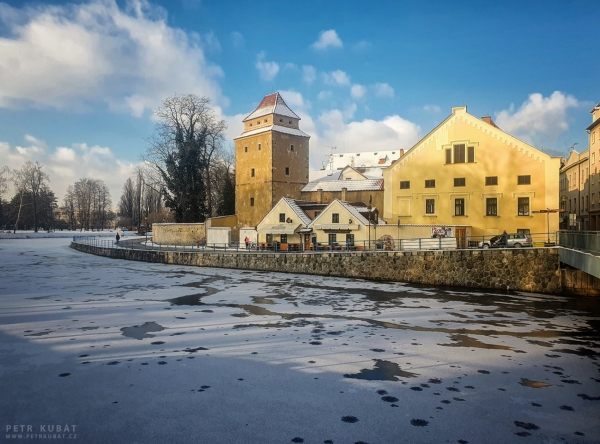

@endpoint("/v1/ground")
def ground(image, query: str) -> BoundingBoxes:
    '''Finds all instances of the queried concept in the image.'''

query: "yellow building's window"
[445,149,451,164]
[258,144,261,150]
[486,198,498,216]
[250,198,254,206]
[518,197,530,216]
[485,176,498,186]
[467,146,475,163]
[454,178,466,187]
[332,213,340,223]
[425,179,435,188]
[517,175,531,185]
[400,181,410,189]
[455,198,465,216]
[251,168,255,177]
[244,146,248,152]
[454,144,466,163]
[425,199,435,214]
[290,144,294,151]
[285,167,290,176]
[279,213,286,223]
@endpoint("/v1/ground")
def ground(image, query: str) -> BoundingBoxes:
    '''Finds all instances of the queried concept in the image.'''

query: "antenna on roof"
[325,146,337,176]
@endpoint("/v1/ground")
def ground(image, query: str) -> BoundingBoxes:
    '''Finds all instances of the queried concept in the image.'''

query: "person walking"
[116,232,120,246]
[501,230,508,248]
[245,236,250,250]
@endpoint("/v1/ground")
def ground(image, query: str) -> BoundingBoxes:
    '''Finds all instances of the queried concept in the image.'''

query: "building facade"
[586,103,600,230]
[559,149,589,230]
[234,93,310,227]
[382,106,561,238]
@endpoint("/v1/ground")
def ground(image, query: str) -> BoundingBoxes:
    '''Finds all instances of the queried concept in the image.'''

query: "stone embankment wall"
[71,242,568,294]
[152,223,205,244]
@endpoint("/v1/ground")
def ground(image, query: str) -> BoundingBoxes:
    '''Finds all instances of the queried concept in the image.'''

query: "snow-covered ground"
[0,230,121,240]
[0,238,599,443]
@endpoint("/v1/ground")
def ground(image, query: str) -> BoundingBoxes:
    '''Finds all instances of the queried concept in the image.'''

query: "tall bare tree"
[12,161,50,232]
[62,185,77,230]
[142,94,227,222]
[0,166,9,227]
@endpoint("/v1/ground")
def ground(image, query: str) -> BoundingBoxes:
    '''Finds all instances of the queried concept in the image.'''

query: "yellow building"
[234,92,310,228]
[559,149,589,230]
[382,106,561,239]
[586,103,600,230]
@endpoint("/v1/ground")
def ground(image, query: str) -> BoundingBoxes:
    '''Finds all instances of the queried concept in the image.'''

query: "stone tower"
[235,92,310,227]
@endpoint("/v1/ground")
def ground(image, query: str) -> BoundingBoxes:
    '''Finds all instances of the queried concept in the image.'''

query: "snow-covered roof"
[301,179,384,193]
[234,124,310,140]
[243,92,300,122]
[284,198,313,226]
[326,150,404,170]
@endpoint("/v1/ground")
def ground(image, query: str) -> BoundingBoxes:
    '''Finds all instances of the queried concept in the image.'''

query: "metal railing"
[73,232,560,254]
[557,231,600,255]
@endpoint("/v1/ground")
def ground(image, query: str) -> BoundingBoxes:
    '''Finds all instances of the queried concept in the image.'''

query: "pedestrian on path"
[116,232,120,246]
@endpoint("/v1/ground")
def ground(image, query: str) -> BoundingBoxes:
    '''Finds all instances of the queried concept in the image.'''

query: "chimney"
[317,188,323,204]
[399,149,405,157]
[481,116,499,128]
[341,187,347,201]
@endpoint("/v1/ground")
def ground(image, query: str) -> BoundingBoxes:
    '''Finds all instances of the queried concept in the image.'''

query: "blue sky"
[0,0,598,202]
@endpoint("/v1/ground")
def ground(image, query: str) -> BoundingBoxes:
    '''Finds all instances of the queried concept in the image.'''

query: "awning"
[298,228,313,233]
[257,223,301,234]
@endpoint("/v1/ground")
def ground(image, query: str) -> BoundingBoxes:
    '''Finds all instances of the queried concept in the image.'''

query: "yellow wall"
[310,200,367,243]
[383,106,561,237]
[152,223,205,244]
[256,199,303,244]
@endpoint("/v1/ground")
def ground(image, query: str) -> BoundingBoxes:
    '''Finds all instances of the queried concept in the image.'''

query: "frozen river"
[1,238,599,443]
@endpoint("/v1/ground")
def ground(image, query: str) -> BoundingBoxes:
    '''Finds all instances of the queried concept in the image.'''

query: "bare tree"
[0,166,9,227]
[62,185,77,230]
[12,161,50,232]
[142,94,227,222]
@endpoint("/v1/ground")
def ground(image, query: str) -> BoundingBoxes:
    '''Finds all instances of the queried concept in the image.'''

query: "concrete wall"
[72,242,569,295]
[208,215,239,242]
[152,223,205,244]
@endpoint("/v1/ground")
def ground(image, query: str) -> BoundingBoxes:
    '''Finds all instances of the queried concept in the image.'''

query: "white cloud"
[303,65,316,85]
[352,40,371,52]
[230,31,244,49]
[423,105,441,114]
[255,52,279,81]
[311,29,343,50]
[323,70,351,87]
[279,90,308,110]
[0,0,225,116]
[284,62,297,70]
[0,136,135,203]
[495,91,579,140]
[317,91,333,100]
[351,84,366,99]
[311,112,420,168]
[374,83,394,98]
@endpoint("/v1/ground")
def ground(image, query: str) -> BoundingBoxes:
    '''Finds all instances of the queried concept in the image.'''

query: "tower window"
[251,168,255,177]
[250,198,254,207]
[285,167,290,176]
[290,144,294,151]
[279,118,283,122]
[289,121,292,124]
[244,146,248,153]
[258,143,261,150]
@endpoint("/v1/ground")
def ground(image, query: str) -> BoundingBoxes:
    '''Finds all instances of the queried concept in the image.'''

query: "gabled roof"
[309,199,385,228]
[284,198,313,226]
[301,178,384,192]
[243,92,300,122]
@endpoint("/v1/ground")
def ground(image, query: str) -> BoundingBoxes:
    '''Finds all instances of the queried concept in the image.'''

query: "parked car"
[478,233,532,249]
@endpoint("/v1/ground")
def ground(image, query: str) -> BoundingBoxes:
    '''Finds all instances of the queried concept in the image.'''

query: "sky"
[0,0,598,204]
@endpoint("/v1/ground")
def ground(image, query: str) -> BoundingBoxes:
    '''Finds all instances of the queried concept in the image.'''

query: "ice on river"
[0,238,599,443]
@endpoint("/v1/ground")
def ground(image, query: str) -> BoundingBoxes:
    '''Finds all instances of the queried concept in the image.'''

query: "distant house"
[301,165,384,211]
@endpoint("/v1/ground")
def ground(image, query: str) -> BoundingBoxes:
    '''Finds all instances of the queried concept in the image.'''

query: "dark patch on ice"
[58,373,70,377]
[157,361,168,365]
[515,431,531,437]
[575,431,585,436]
[377,390,387,395]
[453,397,465,401]
[309,341,322,345]
[25,331,52,336]
[561,379,581,384]
[477,370,490,374]
[410,419,428,427]
[514,421,539,430]
[169,288,220,306]
[344,359,418,381]
[107,361,120,365]
[80,326,99,331]
[291,438,304,443]
[201,310,214,313]
[151,341,165,345]
[531,403,542,407]
[441,400,451,404]
[370,348,385,352]
[381,396,399,403]
[78,354,89,357]
[341,416,358,423]
[577,393,600,401]
[170,332,186,336]
[183,346,208,353]
[410,387,423,391]
[560,405,574,411]
[120,321,165,340]
[446,387,460,392]
[428,378,442,384]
